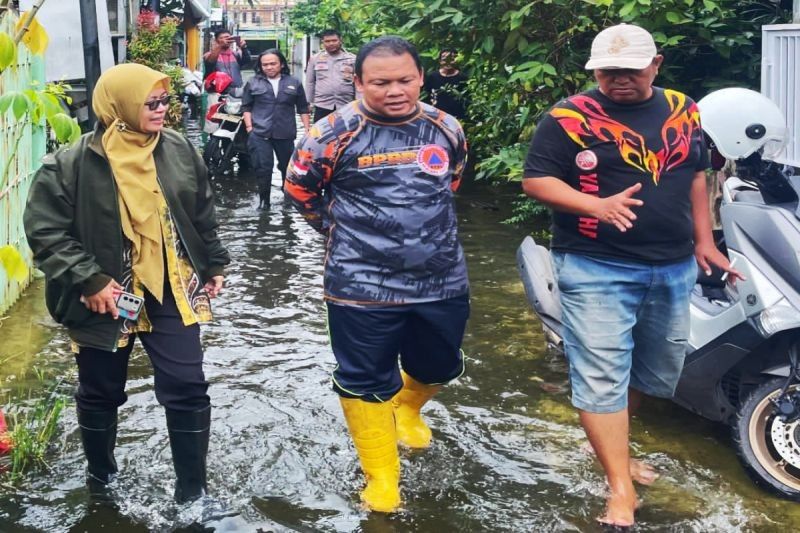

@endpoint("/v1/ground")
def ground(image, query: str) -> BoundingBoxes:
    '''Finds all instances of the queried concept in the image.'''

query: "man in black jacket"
[424,48,469,120]
[243,49,310,208]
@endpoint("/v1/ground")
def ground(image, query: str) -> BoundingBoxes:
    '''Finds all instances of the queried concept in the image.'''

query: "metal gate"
[0,12,46,315]
[762,24,800,167]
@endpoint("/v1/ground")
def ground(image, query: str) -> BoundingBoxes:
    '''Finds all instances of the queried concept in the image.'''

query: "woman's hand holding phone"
[81,279,123,319]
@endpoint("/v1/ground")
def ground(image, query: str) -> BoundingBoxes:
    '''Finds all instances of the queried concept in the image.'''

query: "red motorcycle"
[202,72,249,179]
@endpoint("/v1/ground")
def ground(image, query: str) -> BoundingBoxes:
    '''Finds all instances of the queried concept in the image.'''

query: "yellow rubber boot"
[392,371,442,449]
[339,398,401,513]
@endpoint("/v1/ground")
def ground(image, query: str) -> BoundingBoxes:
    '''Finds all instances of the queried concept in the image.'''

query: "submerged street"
[1,121,800,531]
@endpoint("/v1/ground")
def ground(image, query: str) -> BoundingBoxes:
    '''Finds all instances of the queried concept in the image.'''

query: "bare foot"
[581,441,658,486]
[597,486,637,528]
[630,457,658,485]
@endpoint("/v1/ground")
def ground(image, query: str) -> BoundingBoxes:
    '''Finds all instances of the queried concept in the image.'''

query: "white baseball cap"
[585,23,657,70]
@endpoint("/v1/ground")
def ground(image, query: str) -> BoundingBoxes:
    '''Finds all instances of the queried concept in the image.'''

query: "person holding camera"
[24,64,230,511]
[204,29,250,89]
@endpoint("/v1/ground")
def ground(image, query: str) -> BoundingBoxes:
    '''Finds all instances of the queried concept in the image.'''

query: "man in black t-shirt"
[424,49,469,120]
[523,24,741,528]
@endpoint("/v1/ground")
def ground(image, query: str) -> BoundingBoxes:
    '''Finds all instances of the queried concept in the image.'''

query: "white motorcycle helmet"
[698,87,788,161]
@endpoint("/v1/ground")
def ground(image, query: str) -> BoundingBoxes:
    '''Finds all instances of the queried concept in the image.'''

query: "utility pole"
[78,0,101,127]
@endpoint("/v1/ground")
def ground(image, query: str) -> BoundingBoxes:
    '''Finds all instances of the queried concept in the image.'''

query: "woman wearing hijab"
[24,64,230,505]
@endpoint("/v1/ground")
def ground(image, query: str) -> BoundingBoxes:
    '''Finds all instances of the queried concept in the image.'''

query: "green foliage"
[0,13,79,288]
[127,13,184,126]
[0,83,80,194]
[0,89,80,143]
[0,31,16,71]
[289,0,789,223]
[4,370,67,482]
[288,0,406,47]
[287,0,321,36]
[476,142,550,223]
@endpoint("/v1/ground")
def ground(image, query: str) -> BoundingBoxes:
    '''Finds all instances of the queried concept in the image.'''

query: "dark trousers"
[313,106,334,123]
[75,289,210,412]
[247,134,294,191]
[327,295,470,402]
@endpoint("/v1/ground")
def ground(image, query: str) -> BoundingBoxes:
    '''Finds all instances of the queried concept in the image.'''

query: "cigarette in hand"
[721,257,738,282]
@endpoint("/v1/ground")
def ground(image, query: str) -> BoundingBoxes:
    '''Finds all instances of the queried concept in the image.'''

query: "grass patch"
[1,368,68,483]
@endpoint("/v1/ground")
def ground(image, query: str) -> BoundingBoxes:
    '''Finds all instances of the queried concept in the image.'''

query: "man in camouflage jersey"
[286,36,469,513]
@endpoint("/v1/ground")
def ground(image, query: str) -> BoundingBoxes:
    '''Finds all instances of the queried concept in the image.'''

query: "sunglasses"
[144,94,172,111]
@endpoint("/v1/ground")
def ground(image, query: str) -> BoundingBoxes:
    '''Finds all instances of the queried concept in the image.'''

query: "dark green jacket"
[24,126,230,351]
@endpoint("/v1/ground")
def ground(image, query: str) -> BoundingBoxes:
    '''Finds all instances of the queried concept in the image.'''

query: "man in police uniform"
[305,29,356,122]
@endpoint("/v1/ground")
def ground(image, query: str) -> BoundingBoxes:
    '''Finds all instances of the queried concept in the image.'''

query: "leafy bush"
[475,142,549,223]
[0,10,79,289]
[127,10,183,126]
[288,0,790,223]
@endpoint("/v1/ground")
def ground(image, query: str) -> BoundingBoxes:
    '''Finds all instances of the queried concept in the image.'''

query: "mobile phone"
[232,35,242,46]
[116,291,145,321]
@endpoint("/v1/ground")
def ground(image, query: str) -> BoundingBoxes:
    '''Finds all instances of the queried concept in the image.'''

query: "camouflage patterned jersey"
[286,101,469,306]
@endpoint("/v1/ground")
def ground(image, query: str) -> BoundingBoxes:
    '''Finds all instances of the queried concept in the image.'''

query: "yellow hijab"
[92,64,170,303]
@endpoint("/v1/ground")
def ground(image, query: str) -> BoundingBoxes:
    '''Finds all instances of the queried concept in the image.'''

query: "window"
[242,11,247,23]
[107,0,119,33]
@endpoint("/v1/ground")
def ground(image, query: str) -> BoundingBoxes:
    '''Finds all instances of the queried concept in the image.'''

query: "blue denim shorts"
[552,252,697,414]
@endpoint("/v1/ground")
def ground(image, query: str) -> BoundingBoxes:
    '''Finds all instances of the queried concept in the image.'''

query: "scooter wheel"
[734,377,800,500]
[203,138,231,180]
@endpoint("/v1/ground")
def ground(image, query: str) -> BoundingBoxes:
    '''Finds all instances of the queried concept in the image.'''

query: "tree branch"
[14,0,48,45]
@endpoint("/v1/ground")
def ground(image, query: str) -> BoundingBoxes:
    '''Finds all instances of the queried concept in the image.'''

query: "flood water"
[2,119,800,532]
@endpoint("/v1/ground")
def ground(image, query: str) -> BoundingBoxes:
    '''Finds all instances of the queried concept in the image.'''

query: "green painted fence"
[0,12,46,315]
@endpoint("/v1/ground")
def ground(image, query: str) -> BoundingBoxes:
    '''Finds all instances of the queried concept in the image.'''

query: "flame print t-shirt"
[286,101,469,306]
[524,87,709,263]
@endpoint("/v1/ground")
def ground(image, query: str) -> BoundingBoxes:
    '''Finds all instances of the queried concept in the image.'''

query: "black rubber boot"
[166,406,237,525]
[77,408,118,498]
[257,179,270,209]
[165,405,210,503]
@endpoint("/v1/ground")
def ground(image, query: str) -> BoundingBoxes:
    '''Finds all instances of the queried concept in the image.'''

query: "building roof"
[186,0,211,21]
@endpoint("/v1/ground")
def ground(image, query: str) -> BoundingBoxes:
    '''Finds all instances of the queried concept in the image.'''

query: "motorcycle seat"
[733,190,764,204]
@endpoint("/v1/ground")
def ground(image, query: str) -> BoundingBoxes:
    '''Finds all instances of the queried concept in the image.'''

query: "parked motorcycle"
[516,88,800,500]
[180,67,203,117]
[202,72,249,180]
